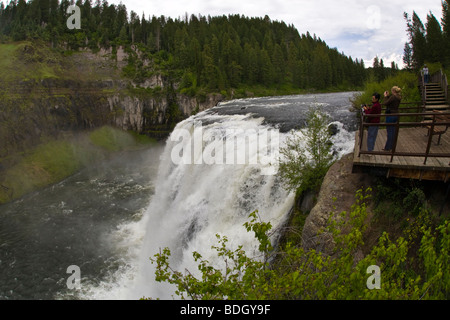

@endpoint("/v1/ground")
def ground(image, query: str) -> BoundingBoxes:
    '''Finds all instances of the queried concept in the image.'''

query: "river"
[0,92,359,300]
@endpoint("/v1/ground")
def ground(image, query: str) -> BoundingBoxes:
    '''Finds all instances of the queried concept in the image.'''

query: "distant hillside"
[0,1,366,92]
[0,2,368,204]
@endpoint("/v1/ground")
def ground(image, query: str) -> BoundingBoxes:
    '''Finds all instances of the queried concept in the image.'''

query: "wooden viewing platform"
[352,109,450,182]
[353,70,450,182]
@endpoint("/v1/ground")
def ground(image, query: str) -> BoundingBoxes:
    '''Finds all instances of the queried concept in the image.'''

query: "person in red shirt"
[363,93,381,152]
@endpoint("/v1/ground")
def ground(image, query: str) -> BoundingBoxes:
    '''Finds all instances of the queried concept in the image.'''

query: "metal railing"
[419,73,426,104]
[358,105,450,165]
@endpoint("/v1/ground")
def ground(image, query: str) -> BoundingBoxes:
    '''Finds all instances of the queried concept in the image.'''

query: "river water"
[0,92,359,300]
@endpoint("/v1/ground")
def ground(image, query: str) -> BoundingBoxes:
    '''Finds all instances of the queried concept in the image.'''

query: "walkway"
[353,124,450,181]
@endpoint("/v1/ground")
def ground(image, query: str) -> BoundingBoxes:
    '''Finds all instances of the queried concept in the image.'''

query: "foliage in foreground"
[150,189,449,300]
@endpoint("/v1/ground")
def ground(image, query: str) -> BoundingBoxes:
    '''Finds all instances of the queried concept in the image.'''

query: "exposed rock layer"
[0,77,223,161]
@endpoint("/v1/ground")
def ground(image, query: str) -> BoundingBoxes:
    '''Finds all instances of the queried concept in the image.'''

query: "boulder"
[301,153,375,254]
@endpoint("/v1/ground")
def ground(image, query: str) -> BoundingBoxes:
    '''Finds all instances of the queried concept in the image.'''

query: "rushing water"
[0,146,164,300]
[0,92,358,300]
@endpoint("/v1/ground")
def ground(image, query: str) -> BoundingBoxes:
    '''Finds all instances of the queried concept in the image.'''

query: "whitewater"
[0,92,358,300]
[73,92,358,300]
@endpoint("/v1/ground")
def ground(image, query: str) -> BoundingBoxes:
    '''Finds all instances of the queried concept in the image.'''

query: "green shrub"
[374,178,427,218]
[351,71,421,109]
[278,107,334,195]
[149,189,449,300]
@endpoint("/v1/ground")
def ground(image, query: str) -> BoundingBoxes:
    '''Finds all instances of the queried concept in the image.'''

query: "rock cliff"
[301,153,376,254]
[0,43,224,163]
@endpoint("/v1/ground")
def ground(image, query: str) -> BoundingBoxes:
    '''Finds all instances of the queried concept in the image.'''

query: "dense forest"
[403,0,450,71]
[0,0,366,92]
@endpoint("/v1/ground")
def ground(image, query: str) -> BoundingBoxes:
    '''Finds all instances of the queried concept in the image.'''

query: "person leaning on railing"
[382,86,402,151]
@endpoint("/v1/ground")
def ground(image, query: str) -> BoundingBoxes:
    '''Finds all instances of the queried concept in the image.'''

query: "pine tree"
[311,46,332,89]
[201,44,218,89]
[379,58,386,81]
[373,56,380,69]
[403,42,413,70]
[259,49,274,86]
[441,0,450,67]
[188,36,202,82]
[272,43,285,84]
[372,56,379,81]
[425,12,443,63]
[242,43,258,84]
[405,11,427,70]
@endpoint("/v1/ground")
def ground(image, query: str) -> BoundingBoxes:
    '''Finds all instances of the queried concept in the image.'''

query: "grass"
[220,84,326,100]
[0,43,17,71]
[0,41,63,83]
[89,126,135,151]
[0,40,123,84]
[0,140,79,203]
[0,126,157,204]
[182,82,361,102]
[89,126,157,151]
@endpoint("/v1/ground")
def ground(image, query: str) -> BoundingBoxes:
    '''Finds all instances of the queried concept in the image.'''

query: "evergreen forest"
[403,1,450,71]
[0,0,366,93]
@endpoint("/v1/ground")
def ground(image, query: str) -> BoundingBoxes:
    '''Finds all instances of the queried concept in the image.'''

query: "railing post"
[442,69,448,103]
[390,117,400,163]
[424,81,427,104]
[424,113,437,165]
[419,74,425,105]
[416,103,422,122]
[358,111,364,157]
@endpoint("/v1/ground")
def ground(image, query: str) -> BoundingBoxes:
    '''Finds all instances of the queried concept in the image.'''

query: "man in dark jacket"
[363,93,382,152]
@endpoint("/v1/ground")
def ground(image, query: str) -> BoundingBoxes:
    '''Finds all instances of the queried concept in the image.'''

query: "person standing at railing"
[382,86,402,151]
[363,93,382,152]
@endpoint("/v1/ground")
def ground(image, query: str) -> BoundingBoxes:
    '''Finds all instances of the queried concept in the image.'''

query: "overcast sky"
[108,0,444,68]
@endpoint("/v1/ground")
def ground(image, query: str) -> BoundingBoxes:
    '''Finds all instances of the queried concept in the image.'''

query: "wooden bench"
[423,110,450,145]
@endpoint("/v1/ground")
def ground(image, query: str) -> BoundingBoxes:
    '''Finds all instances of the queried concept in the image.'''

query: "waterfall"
[73,93,357,300]
[131,112,295,299]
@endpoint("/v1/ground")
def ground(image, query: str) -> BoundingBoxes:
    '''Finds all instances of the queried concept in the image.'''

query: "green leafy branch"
[149,189,449,300]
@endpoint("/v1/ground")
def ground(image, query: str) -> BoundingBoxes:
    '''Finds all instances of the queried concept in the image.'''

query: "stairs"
[423,83,449,112]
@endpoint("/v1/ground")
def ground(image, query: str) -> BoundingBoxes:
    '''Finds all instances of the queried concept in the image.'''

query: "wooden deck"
[353,126,450,181]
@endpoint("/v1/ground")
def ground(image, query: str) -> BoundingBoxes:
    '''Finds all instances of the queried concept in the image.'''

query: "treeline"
[0,0,366,91]
[403,0,450,70]
[365,55,400,83]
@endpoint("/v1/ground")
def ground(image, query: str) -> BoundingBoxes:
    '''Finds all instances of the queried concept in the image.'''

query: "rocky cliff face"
[0,41,225,152]
[0,44,224,165]
[107,89,223,134]
[301,153,376,254]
